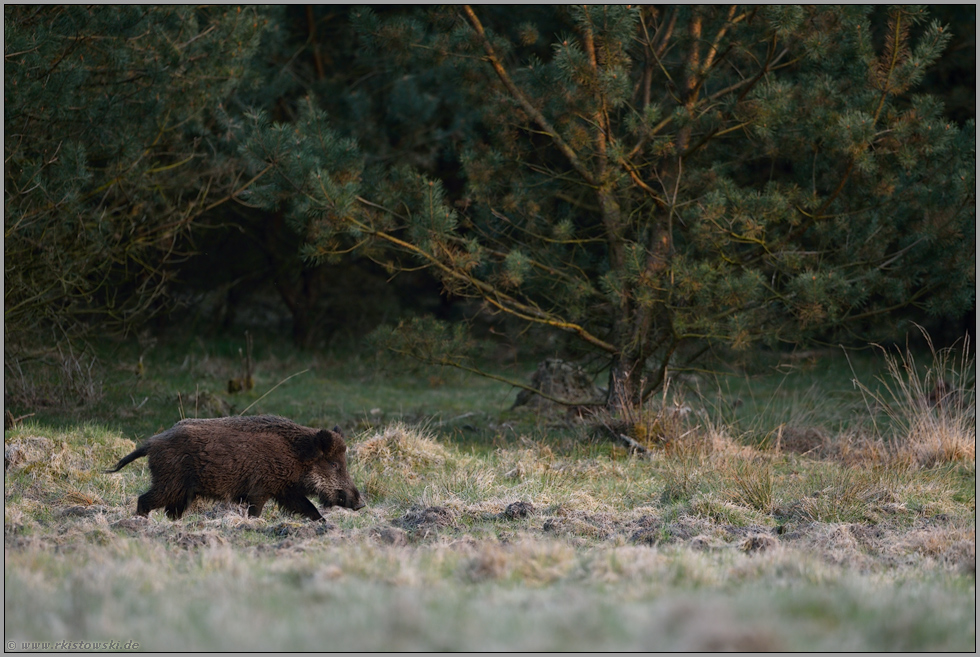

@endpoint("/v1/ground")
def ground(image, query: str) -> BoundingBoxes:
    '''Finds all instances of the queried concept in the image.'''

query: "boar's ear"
[317,429,346,459]
[292,430,338,461]
[294,429,346,461]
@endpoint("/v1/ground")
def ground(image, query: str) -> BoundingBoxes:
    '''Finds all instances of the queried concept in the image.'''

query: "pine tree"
[240,5,975,409]
[4,6,266,351]
[171,6,453,346]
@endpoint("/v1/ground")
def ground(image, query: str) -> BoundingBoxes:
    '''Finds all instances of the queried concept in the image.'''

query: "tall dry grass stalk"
[4,343,103,408]
[851,328,975,467]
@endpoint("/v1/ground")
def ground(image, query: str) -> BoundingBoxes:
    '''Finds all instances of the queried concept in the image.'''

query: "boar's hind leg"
[136,489,165,517]
[274,487,325,521]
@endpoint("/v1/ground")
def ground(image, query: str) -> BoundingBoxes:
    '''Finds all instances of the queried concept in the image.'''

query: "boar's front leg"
[274,486,325,521]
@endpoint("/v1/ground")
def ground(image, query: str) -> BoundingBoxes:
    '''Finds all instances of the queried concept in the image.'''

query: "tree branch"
[350,195,618,354]
[462,5,597,187]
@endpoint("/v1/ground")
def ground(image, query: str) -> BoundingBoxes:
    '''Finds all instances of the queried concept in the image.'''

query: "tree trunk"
[261,211,323,348]
[276,267,322,348]
[606,350,645,410]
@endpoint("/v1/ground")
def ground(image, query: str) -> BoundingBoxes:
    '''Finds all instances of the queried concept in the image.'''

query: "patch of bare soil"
[502,501,535,519]
[265,521,336,540]
[371,526,409,546]
[398,505,459,534]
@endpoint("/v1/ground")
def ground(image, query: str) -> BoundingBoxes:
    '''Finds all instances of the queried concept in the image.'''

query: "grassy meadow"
[4,334,976,651]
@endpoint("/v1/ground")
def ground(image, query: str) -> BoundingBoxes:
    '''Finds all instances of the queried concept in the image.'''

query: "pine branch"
[351,195,618,354]
[873,10,907,122]
[578,8,609,181]
[782,12,909,249]
[700,6,740,75]
[461,5,597,188]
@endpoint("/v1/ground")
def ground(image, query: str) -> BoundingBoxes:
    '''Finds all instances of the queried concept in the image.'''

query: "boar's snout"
[319,487,366,511]
[339,487,366,511]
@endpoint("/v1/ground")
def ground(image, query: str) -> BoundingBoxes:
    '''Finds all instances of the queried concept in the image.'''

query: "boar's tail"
[104,443,150,473]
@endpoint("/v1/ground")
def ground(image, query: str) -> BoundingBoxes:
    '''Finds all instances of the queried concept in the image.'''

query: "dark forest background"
[4,5,975,410]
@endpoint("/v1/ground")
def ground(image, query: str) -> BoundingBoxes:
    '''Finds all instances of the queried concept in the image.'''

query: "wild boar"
[106,415,365,521]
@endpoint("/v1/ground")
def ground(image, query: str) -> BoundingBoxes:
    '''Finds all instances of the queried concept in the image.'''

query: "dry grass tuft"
[774,425,828,456]
[852,329,975,468]
[351,423,457,500]
[673,420,752,460]
[896,526,976,564]
[498,441,555,480]
[5,430,135,485]
[4,435,55,471]
[507,539,578,584]
[656,421,755,504]
[353,422,451,472]
[829,431,894,468]
[942,535,976,575]
[461,541,510,582]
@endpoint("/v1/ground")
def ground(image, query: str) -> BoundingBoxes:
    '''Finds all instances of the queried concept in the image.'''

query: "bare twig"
[239,369,311,416]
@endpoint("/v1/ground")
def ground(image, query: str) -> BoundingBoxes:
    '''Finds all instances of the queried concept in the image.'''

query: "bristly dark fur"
[107,415,365,521]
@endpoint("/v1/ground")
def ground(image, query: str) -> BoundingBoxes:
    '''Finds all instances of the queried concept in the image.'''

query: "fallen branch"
[4,411,36,429]
[616,433,652,457]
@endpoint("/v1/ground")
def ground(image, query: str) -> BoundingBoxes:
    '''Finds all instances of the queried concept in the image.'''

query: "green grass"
[4,334,976,651]
[7,334,522,448]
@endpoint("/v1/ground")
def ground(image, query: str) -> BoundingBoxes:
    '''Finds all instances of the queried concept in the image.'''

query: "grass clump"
[5,424,136,534]
[852,329,975,468]
[728,456,776,514]
[351,422,460,504]
[353,422,452,473]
